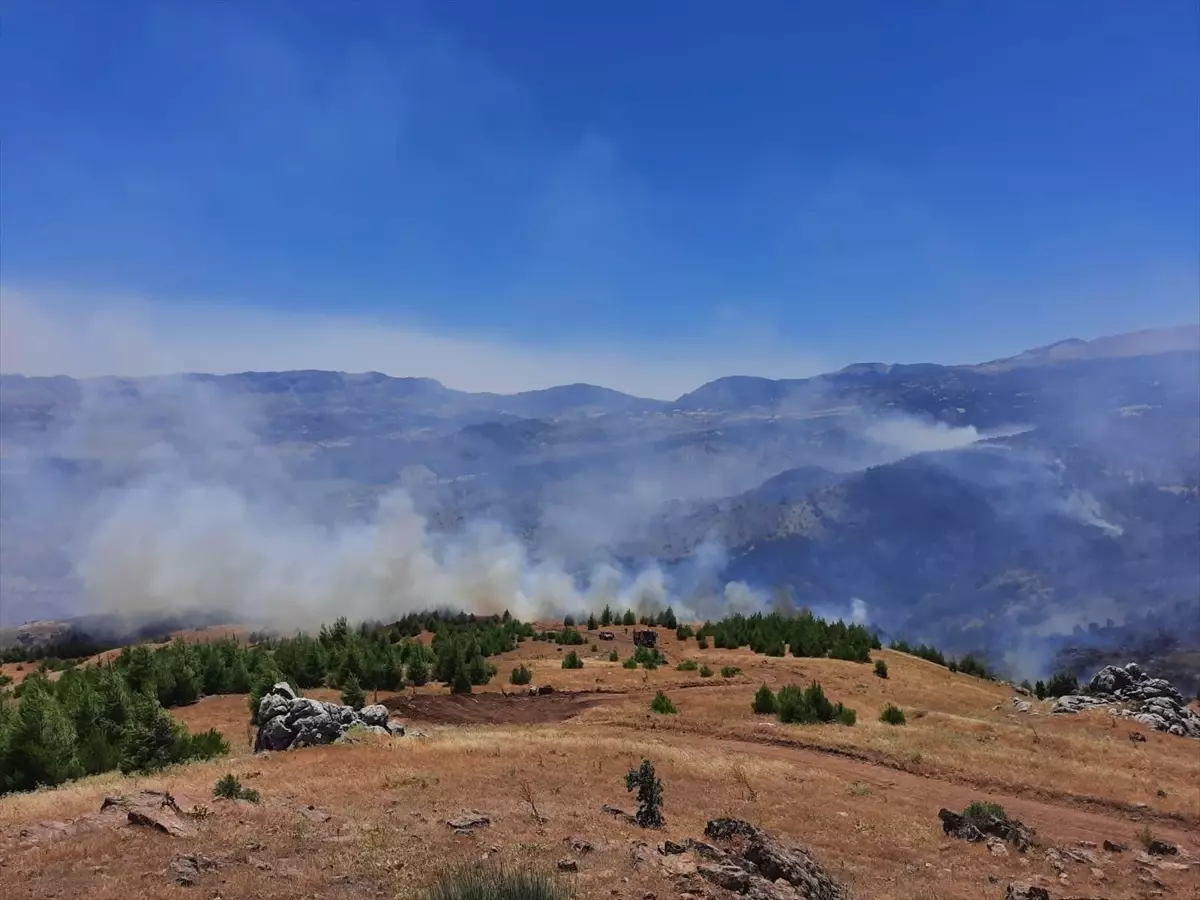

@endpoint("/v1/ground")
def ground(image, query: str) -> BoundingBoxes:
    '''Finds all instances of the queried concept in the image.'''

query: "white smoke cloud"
[76,474,703,627]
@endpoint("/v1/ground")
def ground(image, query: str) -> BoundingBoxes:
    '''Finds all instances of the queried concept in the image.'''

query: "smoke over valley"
[1,319,1198,681]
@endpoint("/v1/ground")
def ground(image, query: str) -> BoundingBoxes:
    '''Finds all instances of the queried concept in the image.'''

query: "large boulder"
[360,704,389,727]
[253,683,408,752]
[1070,663,1200,738]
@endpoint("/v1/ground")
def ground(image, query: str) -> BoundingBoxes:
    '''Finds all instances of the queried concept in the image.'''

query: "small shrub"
[1045,671,1079,698]
[561,651,583,670]
[1136,825,1156,851]
[873,659,888,679]
[675,624,694,640]
[752,684,777,714]
[650,691,678,715]
[676,659,698,672]
[213,773,259,803]
[775,681,856,726]
[720,666,741,678]
[427,862,572,900]
[699,664,713,677]
[340,673,367,709]
[510,665,532,686]
[697,637,709,649]
[180,728,230,761]
[879,704,906,725]
[964,800,1009,829]
[624,758,665,828]
[622,658,638,670]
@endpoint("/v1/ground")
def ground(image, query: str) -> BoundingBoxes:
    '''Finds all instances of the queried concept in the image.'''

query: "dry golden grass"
[2,626,1198,900]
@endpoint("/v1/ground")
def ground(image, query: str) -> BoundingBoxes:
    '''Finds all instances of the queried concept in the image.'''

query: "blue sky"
[2,0,1197,396]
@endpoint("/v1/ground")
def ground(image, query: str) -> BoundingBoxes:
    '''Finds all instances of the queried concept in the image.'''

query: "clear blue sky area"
[3,0,1198,373]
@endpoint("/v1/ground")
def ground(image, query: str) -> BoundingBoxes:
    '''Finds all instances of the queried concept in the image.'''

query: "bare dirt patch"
[382,689,610,726]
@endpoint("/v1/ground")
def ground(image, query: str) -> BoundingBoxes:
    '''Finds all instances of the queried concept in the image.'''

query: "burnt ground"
[381,688,611,725]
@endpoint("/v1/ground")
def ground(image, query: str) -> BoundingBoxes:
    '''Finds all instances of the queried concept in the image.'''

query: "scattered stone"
[557,858,578,872]
[1076,840,1097,849]
[660,855,697,877]
[1129,730,1147,743]
[1005,887,1050,900]
[1011,698,1033,714]
[698,862,751,892]
[254,683,408,751]
[987,837,1010,858]
[1146,839,1178,856]
[1089,866,1106,880]
[1156,860,1190,872]
[567,837,594,854]
[100,791,194,838]
[1062,846,1098,865]
[601,804,638,824]
[169,854,219,886]
[1102,840,1127,853]
[659,839,689,855]
[298,805,331,824]
[446,811,490,831]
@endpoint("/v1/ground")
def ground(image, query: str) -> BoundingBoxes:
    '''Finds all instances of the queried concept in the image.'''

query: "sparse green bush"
[510,665,532,686]
[427,862,572,900]
[213,773,259,803]
[874,659,888,679]
[964,800,1009,829]
[720,666,741,678]
[586,613,597,631]
[608,650,619,662]
[451,661,473,695]
[676,659,698,672]
[879,704,906,725]
[622,658,638,670]
[752,684,777,715]
[697,637,709,649]
[340,673,367,709]
[650,691,677,715]
[675,624,694,641]
[699,664,713,677]
[624,758,664,828]
[1045,671,1079,698]
[775,682,856,726]
[561,651,583,670]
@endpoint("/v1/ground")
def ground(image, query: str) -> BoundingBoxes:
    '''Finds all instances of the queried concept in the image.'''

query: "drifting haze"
[0,289,824,399]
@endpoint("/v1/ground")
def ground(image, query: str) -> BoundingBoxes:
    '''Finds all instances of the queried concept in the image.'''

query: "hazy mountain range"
[1,324,1197,676]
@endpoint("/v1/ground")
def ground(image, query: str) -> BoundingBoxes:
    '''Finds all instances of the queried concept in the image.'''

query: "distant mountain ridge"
[1,324,1197,677]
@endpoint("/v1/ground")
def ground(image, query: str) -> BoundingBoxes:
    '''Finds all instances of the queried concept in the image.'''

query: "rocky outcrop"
[99,790,195,838]
[695,818,847,899]
[1050,663,1200,738]
[254,683,406,752]
[938,807,1033,852]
